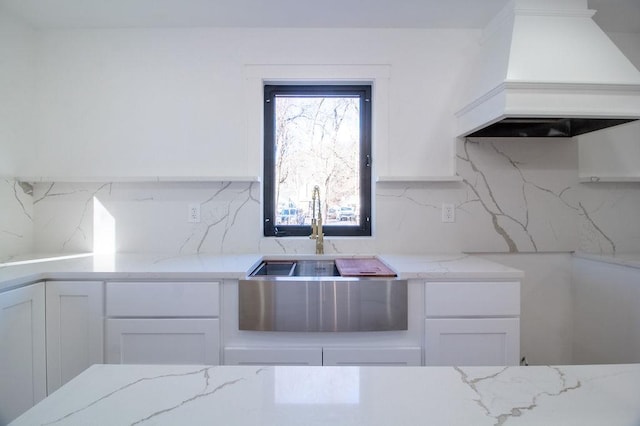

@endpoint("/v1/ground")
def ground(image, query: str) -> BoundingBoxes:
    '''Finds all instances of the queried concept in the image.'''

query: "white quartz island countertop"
[0,253,524,292]
[11,363,640,426]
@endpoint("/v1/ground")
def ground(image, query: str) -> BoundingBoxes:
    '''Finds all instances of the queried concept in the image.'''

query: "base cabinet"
[105,281,221,365]
[46,281,104,394]
[106,318,220,365]
[424,281,521,366]
[224,346,422,366]
[0,283,46,424]
[424,318,520,366]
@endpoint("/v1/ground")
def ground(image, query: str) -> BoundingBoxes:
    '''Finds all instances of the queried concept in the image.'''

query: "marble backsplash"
[0,178,33,259]
[1,139,638,258]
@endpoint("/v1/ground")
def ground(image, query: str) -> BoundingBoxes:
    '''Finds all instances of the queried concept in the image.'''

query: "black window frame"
[263,84,372,237]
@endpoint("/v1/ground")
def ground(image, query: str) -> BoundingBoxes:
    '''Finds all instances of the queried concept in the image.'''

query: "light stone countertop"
[10,363,640,426]
[573,252,640,269]
[378,254,524,280]
[0,252,524,293]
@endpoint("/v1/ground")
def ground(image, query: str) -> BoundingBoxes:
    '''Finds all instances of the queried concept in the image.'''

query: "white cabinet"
[106,318,220,364]
[46,281,104,394]
[424,281,520,366]
[578,121,640,181]
[0,283,47,424]
[224,346,421,366]
[105,281,221,365]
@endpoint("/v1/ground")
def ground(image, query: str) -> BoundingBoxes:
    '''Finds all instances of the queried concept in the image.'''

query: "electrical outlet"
[188,203,201,223]
[441,203,455,223]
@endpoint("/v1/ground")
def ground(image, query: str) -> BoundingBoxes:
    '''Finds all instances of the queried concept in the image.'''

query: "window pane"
[273,95,361,227]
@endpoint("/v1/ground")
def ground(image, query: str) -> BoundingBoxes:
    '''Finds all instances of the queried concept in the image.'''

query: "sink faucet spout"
[310,185,324,254]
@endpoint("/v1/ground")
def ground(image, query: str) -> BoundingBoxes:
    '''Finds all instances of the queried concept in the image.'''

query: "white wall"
[573,257,640,364]
[0,7,35,176]
[27,28,477,179]
[0,8,35,258]
[608,32,640,66]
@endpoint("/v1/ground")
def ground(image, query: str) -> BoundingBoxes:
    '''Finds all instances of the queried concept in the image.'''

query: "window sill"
[376,176,462,183]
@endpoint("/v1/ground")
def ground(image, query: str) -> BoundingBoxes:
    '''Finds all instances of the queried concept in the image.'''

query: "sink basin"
[250,261,296,276]
[249,260,340,277]
[240,258,407,332]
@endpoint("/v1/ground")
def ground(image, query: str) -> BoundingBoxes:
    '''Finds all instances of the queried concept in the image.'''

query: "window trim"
[263,84,372,237]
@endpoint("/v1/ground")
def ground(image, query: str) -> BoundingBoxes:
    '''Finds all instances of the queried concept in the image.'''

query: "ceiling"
[1,0,639,33]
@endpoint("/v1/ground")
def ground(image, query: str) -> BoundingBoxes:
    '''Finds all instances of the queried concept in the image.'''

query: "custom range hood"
[456,0,640,138]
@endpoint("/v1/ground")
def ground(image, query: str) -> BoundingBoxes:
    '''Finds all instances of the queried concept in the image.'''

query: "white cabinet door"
[46,281,104,394]
[425,318,520,366]
[0,284,46,424]
[322,347,422,366]
[578,121,640,180]
[106,318,220,365]
[224,347,322,366]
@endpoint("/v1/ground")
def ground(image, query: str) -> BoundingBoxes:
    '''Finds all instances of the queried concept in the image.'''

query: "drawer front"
[224,347,322,366]
[106,282,219,317]
[322,347,422,366]
[425,281,520,317]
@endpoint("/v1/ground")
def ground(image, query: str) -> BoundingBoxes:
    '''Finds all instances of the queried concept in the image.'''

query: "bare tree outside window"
[274,96,360,226]
[264,85,371,237]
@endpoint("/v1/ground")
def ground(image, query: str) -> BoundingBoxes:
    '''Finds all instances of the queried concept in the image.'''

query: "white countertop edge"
[378,254,525,280]
[573,251,640,269]
[0,253,524,293]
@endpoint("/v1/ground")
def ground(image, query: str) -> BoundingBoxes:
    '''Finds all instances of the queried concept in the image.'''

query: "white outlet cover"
[441,203,455,223]
[188,203,201,223]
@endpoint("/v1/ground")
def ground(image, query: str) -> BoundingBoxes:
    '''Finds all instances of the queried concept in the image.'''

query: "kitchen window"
[263,84,372,237]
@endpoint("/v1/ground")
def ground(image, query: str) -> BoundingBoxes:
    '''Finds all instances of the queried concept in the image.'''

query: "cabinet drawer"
[425,281,520,317]
[322,347,422,366]
[106,282,219,317]
[224,347,322,366]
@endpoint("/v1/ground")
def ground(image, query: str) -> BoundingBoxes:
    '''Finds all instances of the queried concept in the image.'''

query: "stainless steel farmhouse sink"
[239,259,408,332]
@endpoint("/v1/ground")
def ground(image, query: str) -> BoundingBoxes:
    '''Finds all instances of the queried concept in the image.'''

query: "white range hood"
[456,0,640,138]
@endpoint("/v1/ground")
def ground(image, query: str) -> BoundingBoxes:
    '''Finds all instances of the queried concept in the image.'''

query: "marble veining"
[456,366,581,425]
[0,179,33,260]
[577,202,616,253]
[2,137,638,257]
[41,367,214,425]
[11,180,32,221]
[61,183,112,250]
[11,364,640,426]
[177,182,259,254]
[458,139,575,252]
[40,366,248,426]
